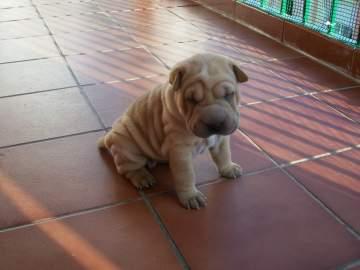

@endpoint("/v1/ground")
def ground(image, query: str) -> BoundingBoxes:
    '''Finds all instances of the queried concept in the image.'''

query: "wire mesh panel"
[237,0,360,46]
[242,0,262,8]
[330,0,360,44]
[264,0,282,14]
[304,0,332,32]
[282,0,305,23]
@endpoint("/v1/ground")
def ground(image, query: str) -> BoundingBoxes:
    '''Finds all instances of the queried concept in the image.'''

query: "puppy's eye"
[224,92,234,102]
[186,97,198,104]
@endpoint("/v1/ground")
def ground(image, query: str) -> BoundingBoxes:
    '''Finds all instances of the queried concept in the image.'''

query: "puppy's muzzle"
[193,104,238,138]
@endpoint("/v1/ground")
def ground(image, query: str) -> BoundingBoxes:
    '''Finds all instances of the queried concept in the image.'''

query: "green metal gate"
[238,0,360,46]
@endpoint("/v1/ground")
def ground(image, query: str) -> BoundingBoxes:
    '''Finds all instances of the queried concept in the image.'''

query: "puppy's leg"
[170,147,207,209]
[209,136,243,179]
[110,145,156,190]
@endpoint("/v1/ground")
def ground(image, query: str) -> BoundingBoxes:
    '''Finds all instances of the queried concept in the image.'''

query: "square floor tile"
[0,88,101,147]
[266,57,358,92]
[45,13,118,34]
[84,76,167,127]
[67,48,167,84]
[230,131,274,173]
[111,8,183,28]
[239,62,305,104]
[54,28,139,55]
[151,169,360,270]
[0,36,59,64]
[149,39,250,68]
[228,34,301,63]
[127,21,208,47]
[0,58,76,97]
[37,2,102,17]
[0,19,48,40]
[316,88,360,122]
[0,202,182,270]
[286,149,360,232]
[240,96,360,164]
[191,16,254,40]
[0,6,38,22]
[0,132,139,228]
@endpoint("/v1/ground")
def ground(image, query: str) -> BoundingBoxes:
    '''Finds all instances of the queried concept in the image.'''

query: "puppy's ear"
[232,63,248,83]
[169,65,185,91]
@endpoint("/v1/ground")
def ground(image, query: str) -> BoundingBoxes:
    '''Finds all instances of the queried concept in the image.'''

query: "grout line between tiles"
[140,191,191,270]
[0,85,81,100]
[94,5,173,71]
[0,197,144,233]
[0,38,199,65]
[240,85,360,108]
[237,129,360,240]
[239,85,360,124]
[143,46,171,70]
[0,5,31,10]
[281,169,360,240]
[310,92,360,124]
[4,2,191,26]
[288,144,360,165]
[0,33,51,41]
[0,56,57,65]
[0,72,165,101]
[0,129,104,150]
[0,17,39,23]
[30,0,107,130]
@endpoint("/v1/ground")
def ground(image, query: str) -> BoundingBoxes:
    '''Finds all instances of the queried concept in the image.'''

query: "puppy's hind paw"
[131,175,156,190]
[127,169,157,190]
[220,163,243,179]
[178,190,207,210]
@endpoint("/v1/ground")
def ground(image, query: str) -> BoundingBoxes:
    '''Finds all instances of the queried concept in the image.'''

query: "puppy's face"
[169,53,248,138]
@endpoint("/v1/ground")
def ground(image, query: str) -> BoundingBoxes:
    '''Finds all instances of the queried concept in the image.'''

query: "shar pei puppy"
[98,53,248,209]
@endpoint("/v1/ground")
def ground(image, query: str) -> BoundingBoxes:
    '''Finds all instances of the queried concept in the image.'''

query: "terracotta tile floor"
[0,0,359,269]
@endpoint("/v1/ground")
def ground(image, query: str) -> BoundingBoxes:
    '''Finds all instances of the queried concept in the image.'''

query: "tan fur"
[98,53,248,209]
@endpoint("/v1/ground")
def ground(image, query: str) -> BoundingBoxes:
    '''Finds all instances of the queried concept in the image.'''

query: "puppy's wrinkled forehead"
[183,55,235,85]
[169,53,248,92]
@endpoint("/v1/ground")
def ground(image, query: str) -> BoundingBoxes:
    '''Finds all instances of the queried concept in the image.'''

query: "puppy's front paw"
[220,163,243,179]
[177,190,207,210]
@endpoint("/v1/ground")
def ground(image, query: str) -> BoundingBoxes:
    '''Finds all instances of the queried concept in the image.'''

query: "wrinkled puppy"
[98,53,248,209]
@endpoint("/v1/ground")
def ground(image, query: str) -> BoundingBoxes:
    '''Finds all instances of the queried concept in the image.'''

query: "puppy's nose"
[207,121,224,133]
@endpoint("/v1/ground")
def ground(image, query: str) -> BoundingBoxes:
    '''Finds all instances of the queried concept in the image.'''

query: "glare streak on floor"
[0,0,359,269]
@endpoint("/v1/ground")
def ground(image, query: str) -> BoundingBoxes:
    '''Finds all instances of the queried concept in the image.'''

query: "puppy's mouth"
[192,119,239,138]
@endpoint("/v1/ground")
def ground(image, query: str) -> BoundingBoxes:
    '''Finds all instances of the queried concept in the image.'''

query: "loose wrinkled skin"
[98,53,248,209]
